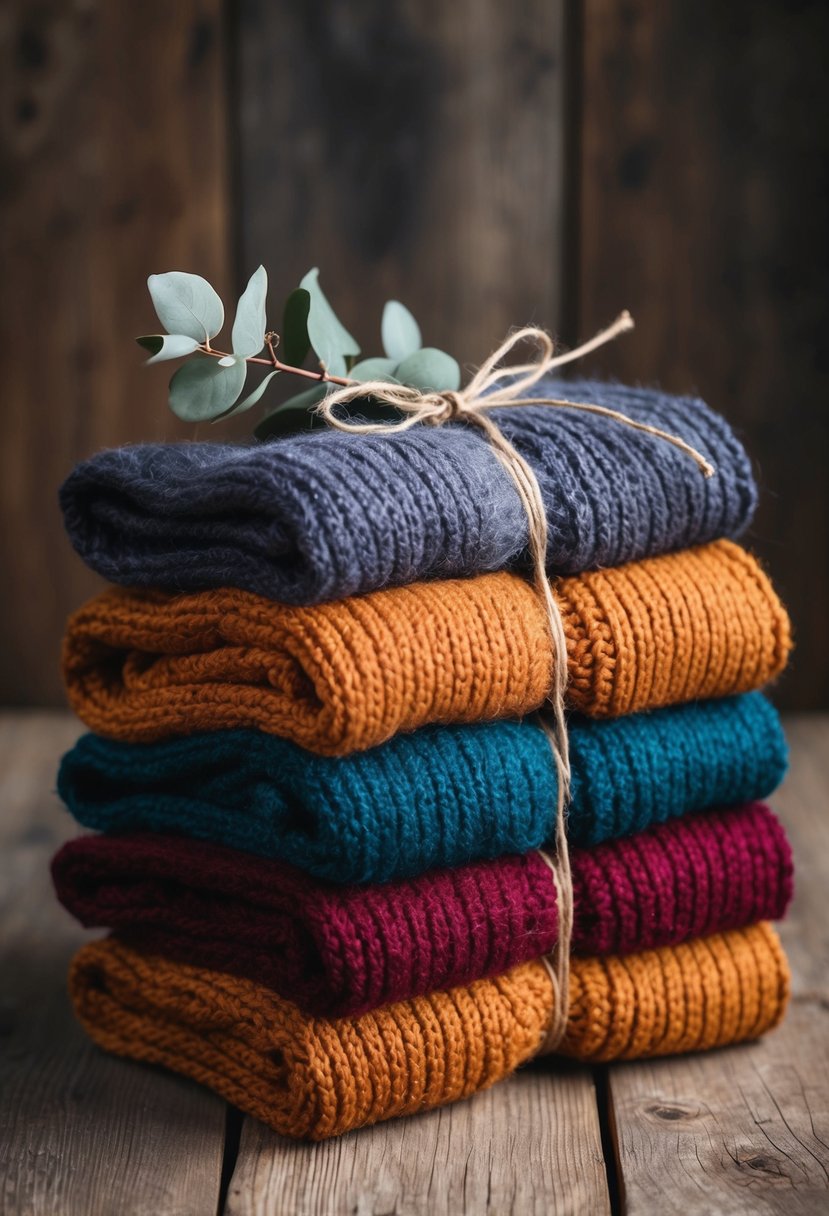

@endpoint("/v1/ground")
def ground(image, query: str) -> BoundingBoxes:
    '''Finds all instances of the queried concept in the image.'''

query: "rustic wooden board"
[604,717,829,1214]
[225,1061,610,1216]
[604,1004,829,1216]
[236,0,567,385]
[575,0,829,711]
[772,718,829,995]
[0,714,227,1216]
[0,2,233,706]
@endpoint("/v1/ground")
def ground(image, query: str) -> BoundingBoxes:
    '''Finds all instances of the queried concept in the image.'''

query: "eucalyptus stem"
[197,333,355,388]
[142,267,459,429]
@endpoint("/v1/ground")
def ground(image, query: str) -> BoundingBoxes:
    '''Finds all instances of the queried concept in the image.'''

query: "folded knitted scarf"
[62,540,790,754]
[53,803,793,1017]
[59,380,757,604]
[69,924,790,1140]
[58,692,788,883]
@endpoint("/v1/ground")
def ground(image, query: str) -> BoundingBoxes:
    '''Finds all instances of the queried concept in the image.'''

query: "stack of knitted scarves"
[54,379,795,1141]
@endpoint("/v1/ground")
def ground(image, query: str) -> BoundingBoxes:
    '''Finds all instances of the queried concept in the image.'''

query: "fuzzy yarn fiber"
[58,693,788,883]
[59,379,757,604]
[53,803,793,1018]
[69,924,789,1140]
[62,540,790,754]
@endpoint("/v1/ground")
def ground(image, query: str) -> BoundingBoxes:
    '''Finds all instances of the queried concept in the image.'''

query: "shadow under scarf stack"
[54,378,794,1141]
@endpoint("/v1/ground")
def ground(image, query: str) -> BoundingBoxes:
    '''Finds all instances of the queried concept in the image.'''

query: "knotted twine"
[316,314,715,1051]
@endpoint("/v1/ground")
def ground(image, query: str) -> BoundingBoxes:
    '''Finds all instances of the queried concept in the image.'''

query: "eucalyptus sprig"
[137,267,461,439]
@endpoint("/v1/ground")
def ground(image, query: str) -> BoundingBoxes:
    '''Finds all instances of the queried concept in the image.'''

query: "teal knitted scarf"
[58,692,786,884]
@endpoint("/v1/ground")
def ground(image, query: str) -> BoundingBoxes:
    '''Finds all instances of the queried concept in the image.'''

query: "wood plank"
[236,0,567,389]
[575,0,829,711]
[604,716,829,1214]
[0,2,233,707]
[225,1061,610,1216]
[0,713,228,1216]
[603,1005,829,1216]
[772,717,829,994]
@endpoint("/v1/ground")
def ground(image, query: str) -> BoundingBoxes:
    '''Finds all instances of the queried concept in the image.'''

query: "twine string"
[536,839,573,1054]
[316,314,715,1050]
[315,314,715,479]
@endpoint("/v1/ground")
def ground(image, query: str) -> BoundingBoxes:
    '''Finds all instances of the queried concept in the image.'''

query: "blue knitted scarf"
[59,378,757,604]
[58,693,786,884]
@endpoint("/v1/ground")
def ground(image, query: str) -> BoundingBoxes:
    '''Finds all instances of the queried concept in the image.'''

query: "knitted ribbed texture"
[557,923,790,1062]
[68,925,790,1140]
[53,804,793,1017]
[62,541,790,754]
[59,379,757,604]
[58,693,788,881]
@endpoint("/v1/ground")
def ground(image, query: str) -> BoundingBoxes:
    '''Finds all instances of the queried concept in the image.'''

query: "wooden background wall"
[2,0,827,708]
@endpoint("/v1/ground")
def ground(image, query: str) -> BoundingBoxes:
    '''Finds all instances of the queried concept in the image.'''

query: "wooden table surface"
[1,712,827,1215]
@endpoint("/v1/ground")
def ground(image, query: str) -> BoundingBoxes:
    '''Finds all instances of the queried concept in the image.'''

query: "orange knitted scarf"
[62,540,790,755]
[70,924,789,1140]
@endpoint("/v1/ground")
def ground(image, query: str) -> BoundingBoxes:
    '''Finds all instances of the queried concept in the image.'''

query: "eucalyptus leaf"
[136,334,200,364]
[381,300,422,362]
[254,382,329,440]
[148,271,224,342]
[281,288,311,366]
[349,357,399,382]
[300,267,360,378]
[168,354,247,422]
[395,347,461,392]
[232,265,267,357]
[223,369,280,417]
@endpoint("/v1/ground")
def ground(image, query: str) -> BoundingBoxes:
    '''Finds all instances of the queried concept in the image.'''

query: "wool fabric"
[59,379,757,604]
[53,803,793,1018]
[69,925,790,1140]
[58,692,788,883]
[62,540,790,754]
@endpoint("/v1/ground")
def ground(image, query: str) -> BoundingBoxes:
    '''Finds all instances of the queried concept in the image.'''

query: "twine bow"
[316,314,715,1051]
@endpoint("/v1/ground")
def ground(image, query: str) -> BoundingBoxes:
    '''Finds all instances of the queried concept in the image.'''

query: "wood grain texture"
[236,0,567,385]
[575,0,829,710]
[604,716,829,1214]
[0,1,232,707]
[0,713,227,1216]
[604,1004,829,1216]
[225,1062,610,1216]
[773,717,829,996]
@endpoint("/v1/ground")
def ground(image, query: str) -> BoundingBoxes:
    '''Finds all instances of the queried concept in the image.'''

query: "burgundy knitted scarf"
[53,802,792,1018]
